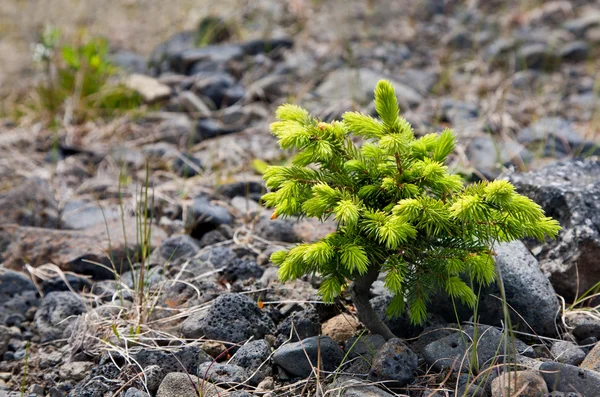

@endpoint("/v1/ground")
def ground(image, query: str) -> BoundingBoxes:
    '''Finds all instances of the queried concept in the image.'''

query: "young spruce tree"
[262,80,560,340]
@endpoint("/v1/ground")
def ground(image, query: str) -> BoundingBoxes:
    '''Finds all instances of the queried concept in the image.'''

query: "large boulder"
[505,159,600,301]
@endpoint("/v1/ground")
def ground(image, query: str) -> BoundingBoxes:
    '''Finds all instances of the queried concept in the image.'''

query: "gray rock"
[517,117,596,158]
[506,159,600,300]
[314,68,422,109]
[193,118,243,142]
[486,38,516,64]
[60,200,120,230]
[467,135,531,179]
[34,292,85,342]
[156,372,227,397]
[59,361,95,381]
[215,181,265,201]
[230,339,272,385]
[0,178,59,228]
[0,326,10,357]
[329,376,395,396]
[220,258,264,283]
[109,51,148,74]
[551,341,586,366]
[186,196,232,239]
[275,308,321,347]
[477,241,560,337]
[396,69,439,96]
[564,14,600,38]
[180,294,275,346]
[124,388,149,397]
[539,362,600,395]
[443,27,473,49]
[131,346,211,378]
[559,41,589,62]
[177,91,211,116]
[565,312,600,342]
[273,336,343,378]
[141,365,163,393]
[197,362,248,387]
[193,73,245,109]
[517,44,560,70]
[149,234,201,267]
[171,153,203,178]
[369,338,418,388]
[0,268,39,325]
[254,216,298,243]
[422,325,532,372]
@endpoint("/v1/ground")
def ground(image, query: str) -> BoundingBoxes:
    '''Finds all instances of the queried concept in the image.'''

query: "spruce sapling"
[262,80,560,340]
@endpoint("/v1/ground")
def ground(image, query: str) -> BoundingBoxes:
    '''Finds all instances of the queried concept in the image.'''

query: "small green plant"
[31,28,142,124]
[262,80,561,339]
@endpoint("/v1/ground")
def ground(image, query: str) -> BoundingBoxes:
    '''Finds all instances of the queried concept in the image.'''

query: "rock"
[141,365,163,393]
[322,313,360,343]
[517,44,560,70]
[443,27,473,49]
[0,269,39,326]
[564,14,600,37]
[177,91,211,116]
[0,178,59,228]
[490,371,548,397]
[61,201,121,230]
[539,362,600,395]
[34,292,85,342]
[215,181,265,201]
[230,340,272,386]
[559,41,589,62]
[149,235,200,267]
[109,51,148,74]
[197,362,248,388]
[156,372,227,397]
[423,325,531,372]
[156,115,194,145]
[551,341,586,366]
[467,135,531,179]
[58,361,94,381]
[506,159,600,300]
[345,334,386,362]
[131,346,211,377]
[124,388,149,397]
[476,241,560,337]
[0,326,10,357]
[275,308,321,347]
[329,376,395,396]
[565,312,600,342]
[254,216,298,243]
[314,68,422,109]
[273,336,343,378]
[580,341,600,372]
[486,38,517,65]
[125,74,171,102]
[517,118,594,158]
[171,153,203,178]
[41,274,92,294]
[240,38,294,55]
[220,258,264,283]
[193,118,243,142]
[369,338,418,388]
[180,293,274,346]
[185,196,232,239]
[230,196,261,218]
[177,44,244,74]
[396,69,439,96]
[0,219,166,280]
[193,73,245,108]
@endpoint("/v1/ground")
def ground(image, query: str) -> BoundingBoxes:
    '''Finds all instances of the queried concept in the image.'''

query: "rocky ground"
[1,0,600,396]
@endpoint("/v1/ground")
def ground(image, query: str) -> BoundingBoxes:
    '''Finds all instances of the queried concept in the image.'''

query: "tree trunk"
[350,264,396,341]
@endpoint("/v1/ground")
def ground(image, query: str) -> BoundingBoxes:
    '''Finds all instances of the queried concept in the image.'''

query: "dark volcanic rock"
[34,291,86,342]
[186,196,232,239]
[539,362,600,395]
[180,293,274,347]
[230,339,272,385]
[369,338,418,388]
[506,159,600,300]
[273,336,343,378]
